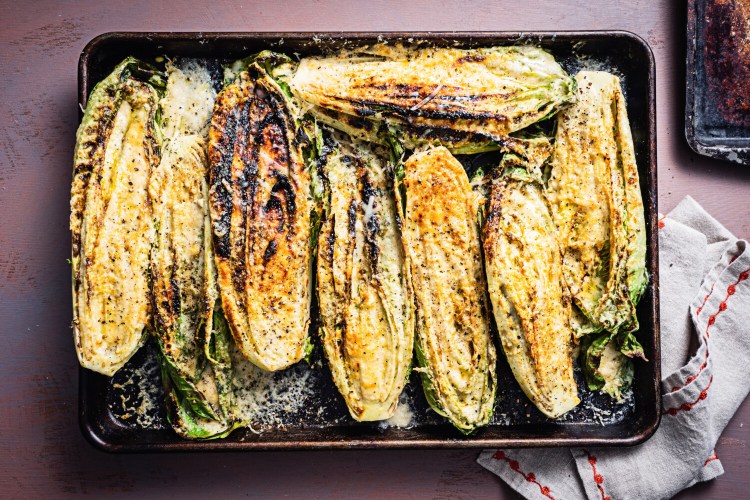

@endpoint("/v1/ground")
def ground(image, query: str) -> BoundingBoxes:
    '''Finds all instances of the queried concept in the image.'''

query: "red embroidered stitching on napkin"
[585,452,611,500]
[671,266,750,393]
[705,268,750,339]
[666,376,713,416]
[492,451,555,499]
[669,355,709,393]
[704,451,719,466]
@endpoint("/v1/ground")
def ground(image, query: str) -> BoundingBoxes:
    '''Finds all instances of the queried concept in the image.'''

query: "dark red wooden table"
[1,1,748,497]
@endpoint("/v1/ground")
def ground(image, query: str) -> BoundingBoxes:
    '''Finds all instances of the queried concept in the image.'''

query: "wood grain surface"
[0,1,748,498]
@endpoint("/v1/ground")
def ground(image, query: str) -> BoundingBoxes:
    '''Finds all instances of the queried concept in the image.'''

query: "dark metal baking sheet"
[78,31,659,452]
[686,0,750,165]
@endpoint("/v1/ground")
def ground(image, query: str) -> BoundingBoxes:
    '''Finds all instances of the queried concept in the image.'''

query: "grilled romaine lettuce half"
[71,57,164,376]
[290,44,575,148]
[483,167,579,418]
[150,137,237,438]
[547,71,647,398]
[317,133,413,421]
[208,55,313,372]
[397,145,497,434]
[149,60,238,439]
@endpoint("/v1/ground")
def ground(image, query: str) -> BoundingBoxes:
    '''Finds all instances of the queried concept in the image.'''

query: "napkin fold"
[478,196,750,500]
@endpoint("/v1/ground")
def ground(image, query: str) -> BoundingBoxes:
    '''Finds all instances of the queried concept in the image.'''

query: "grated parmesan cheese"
[161,59,217,138]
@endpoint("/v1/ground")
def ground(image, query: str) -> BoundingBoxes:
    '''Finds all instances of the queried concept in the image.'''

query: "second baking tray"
[79,31,659,451]
[686,0,750,165]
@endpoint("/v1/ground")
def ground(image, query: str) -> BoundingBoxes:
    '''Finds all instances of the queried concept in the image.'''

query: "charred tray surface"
[79,31,659,452]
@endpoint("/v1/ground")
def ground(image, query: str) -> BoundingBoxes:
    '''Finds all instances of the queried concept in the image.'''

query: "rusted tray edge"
[77,30,660,452]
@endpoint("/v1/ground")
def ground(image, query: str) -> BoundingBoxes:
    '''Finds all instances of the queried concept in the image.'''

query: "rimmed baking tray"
[78,31,659,452]
[686,0,750,165]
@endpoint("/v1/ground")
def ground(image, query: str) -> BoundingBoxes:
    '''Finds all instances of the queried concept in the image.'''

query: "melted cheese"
[161,60,217,138]
[384,397,415,428]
